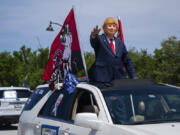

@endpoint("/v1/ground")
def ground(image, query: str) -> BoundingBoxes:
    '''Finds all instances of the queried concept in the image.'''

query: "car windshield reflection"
[102,88,180,125]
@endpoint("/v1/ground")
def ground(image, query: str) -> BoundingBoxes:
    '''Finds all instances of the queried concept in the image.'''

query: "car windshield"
[102,85,180,125]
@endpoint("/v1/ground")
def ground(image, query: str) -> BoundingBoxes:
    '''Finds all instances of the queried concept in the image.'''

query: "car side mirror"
[74,113,104,131]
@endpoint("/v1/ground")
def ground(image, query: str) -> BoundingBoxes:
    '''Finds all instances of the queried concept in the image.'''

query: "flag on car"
[23,76,32,92]
[63,69,78,94]
[42,8,85,86]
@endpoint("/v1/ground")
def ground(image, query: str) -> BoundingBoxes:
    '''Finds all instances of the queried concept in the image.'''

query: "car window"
[0,91,3,98]
[23,87,50,111]
[17,90,31,98]
[164,95,180,112]
[102,87,180,125]
[38,89,72,121]
[103,94,132,124]
[69,89,99,121]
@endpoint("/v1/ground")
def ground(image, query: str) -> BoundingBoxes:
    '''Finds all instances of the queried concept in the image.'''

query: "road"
[0,124,17,135]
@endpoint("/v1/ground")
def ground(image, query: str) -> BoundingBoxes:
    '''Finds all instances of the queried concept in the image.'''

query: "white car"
[18,79,180,135]
[0,86,31,126]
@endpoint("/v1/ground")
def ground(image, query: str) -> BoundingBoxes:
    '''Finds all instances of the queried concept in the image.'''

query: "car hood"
[123,122,180,135]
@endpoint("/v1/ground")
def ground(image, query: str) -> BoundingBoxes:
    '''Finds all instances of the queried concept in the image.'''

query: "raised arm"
[90,25,101,49]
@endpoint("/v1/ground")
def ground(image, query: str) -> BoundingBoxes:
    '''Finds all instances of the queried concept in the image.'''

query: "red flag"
[117,18,124,43]
[42,8,84,81]
[117,18,127,77]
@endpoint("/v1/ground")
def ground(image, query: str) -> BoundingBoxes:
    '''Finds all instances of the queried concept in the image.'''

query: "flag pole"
[72,5,89,81]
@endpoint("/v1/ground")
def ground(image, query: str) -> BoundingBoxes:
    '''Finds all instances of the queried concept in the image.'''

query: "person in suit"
[88,17,138,83]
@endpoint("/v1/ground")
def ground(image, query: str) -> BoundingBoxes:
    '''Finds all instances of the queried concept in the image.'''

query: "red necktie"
[110,40,115,54]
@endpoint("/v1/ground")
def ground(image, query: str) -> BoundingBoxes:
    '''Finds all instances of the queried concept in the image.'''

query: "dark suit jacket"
[88,34,137,83]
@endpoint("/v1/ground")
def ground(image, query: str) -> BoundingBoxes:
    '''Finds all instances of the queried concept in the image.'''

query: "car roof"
[35,83,91,91]
[35,79,180,93]
[89,79,180,92]
[0,86,30,91]
[89,79,154,88]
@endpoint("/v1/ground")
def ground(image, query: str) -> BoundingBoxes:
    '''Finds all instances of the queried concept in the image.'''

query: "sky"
[0,0,180,54]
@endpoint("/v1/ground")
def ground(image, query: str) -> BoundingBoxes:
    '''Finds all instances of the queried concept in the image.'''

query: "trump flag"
[42,8,84,82]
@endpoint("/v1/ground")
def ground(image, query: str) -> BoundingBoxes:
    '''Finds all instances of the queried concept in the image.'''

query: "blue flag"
[23,77,32,93]
[63,70,78,94]
[23,79,29,88]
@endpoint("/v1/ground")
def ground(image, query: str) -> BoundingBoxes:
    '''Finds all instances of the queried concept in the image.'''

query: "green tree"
[76,52,95,77]
[85,52,95,70]
[11,45,49,89]
[0,52,19,86]
[154,36,180,86]
[129,49,155,79]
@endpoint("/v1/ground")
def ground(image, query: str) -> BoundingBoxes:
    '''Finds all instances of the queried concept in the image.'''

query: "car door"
[60,88,105,135]
[34,87,107,135]
[34,89,72,135]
